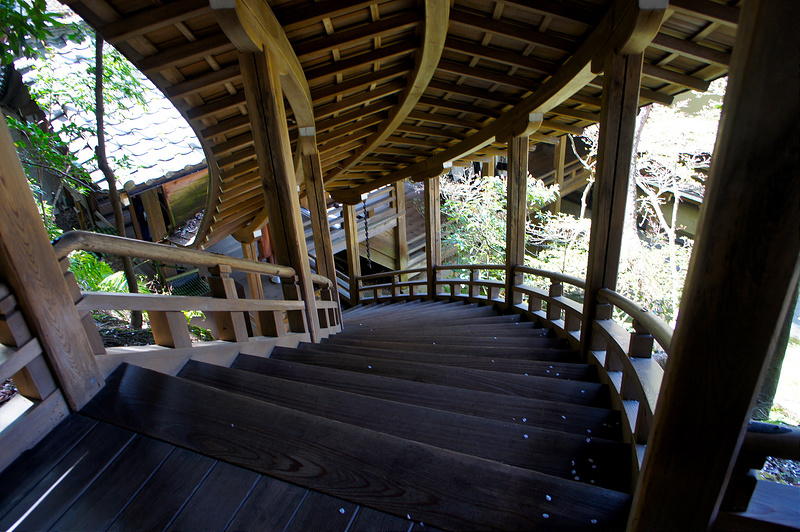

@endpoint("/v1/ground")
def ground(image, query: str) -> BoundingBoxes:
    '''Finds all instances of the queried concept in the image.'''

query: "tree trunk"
[752,280,799,420]
[94,34,142,329]
[620,104,651,263]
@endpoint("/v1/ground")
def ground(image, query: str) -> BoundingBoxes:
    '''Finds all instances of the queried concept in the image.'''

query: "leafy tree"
[0,0,64,65]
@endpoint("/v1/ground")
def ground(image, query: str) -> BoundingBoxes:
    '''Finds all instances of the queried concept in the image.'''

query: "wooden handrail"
[597,287,672,350]
[53,231,333,288]
[358,267,426,281]
[438,264,505,271]
[514,266,586,290]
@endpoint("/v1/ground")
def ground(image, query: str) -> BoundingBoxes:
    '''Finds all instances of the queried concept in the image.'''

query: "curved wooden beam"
[324,0,450,185]
[211,0,314,127]
[331,0,667,204]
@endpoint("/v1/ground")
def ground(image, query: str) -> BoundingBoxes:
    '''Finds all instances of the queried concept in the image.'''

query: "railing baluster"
[629,319,654,358]
[149,311,192,348]
[208,264,249,342]
[547,282,563,321]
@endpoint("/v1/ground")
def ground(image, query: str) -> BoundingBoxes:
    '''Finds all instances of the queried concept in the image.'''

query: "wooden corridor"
[1,301,631,531]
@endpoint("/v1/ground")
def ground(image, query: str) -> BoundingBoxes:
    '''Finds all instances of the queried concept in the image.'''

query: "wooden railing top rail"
[438,264,505,271]
[53,231,333,288]
[514,266,586,289]
[597,287,672,351]
[358,267,427,282]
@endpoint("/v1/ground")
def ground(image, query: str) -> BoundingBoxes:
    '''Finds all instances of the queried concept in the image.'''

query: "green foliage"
[68,250,114,291]
[441,174,558,267]
[68,250,150,294]
[6,115,92,191]
[0,0,64,65]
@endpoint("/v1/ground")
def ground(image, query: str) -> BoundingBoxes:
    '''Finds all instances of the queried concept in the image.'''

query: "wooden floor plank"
[178,361,629,489]
[81,364,630,531]
[106,447,216,532]
[231,355,622,439]
[167,460,260,532]
[0,414,97,521]
[285,491,358,532]
[324,335,568,349]
[268,349,607,406]
[225,476,308,530]
[349,507,413,532]
[0,422,134,532]
[50,434,174,531]
[292,343,596,381]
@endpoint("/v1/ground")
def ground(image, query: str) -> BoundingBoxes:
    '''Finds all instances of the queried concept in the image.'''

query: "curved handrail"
[597,287,672,351]
[514,265,586,290]
[52,230,334,288]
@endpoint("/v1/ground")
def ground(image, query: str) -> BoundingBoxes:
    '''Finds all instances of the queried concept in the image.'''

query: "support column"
[0,117,103,410]
[239,50,319,342]
[343,204,361,305]
[579,51,644,358]
[629,2,799,529]
[424,176,441,298]
[552,136,566,213]
[300,133,340,307]
[505,135,529,309]
[394,180,409,275]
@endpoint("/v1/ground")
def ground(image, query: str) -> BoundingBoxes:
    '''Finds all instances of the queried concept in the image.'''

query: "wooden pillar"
[300,138,340,309]
[505,135,529,309]
[394,180,409,274]
[552,136,566,214]
[579,52,643,359]
[424,176,441,298]
[0,117,103,410]
[343,204,361,305]
[629,2,800,530]
[484,156,495,178]
[239,50,320,342]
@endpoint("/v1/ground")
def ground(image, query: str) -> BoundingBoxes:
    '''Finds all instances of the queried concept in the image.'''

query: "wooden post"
[343,204,361,305]
[505,135,529,309]
[579,51,643,360]
[0,117,103,410]
[208,264,249,342]
[552,136,566,214]
[629,2,800,529]
[424,176,441,298]
[394,180,409,276]
[301,136,340,310]
[239,50,320,342]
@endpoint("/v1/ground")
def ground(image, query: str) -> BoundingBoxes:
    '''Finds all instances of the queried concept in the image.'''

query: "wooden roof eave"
[329,0,669,204]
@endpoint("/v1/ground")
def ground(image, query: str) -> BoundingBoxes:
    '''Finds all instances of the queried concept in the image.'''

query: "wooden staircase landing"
[2,300,632,531]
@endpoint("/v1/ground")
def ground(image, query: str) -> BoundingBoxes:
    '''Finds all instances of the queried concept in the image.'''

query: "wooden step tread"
[82,364,630,531]
[337,323,550,339]
[178,361,629,489]
[343,312,522,327]
[293,343,598,381]
[316,337,578,361]
[269,348,608,406]
[324,334,569,349]
[343,302,500,322]
[232,355,622,439]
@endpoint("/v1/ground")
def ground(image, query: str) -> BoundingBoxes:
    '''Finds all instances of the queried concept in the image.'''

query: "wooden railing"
[51,231,341,370]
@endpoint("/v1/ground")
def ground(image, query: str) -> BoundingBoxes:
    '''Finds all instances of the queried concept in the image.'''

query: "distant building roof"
[19,25,205,190]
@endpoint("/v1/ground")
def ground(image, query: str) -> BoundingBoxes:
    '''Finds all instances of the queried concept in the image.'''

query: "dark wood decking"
[1,300,631,531]
[0,415,416,532]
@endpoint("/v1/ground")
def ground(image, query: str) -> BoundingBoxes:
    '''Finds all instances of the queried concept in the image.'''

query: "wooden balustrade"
[51,231,341,362]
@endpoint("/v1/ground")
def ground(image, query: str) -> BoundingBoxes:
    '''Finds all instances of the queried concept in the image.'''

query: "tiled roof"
[19,32,205,190]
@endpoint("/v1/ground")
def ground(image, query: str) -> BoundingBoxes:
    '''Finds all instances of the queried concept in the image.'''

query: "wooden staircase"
[80,300,633,530]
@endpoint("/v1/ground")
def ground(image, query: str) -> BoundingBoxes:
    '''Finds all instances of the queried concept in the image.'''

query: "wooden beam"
[305,41,417,83]
[310,64,409,103]
[629,2,799,529]
[165,64,242,100]
[668,0,739,27]
[444,36,557,75]
[138,32,234,74]
[331,0,666,204]
[650,33,731,67]
[326,0,450,183]
[448,8,577,53]
[300,133,340,306]
[239,50,320,341]
[0,117,103,410]
[214,0,315,127]
[553,136,566,213]
[424,176,441,298]
[394,181,408,274]
[579,52,644,358]
[504,135,529,309]
[343,205,361,305]
[102,0,212,45]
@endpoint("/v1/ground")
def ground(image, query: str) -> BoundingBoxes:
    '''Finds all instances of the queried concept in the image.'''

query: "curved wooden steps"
[78,299,632,530]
